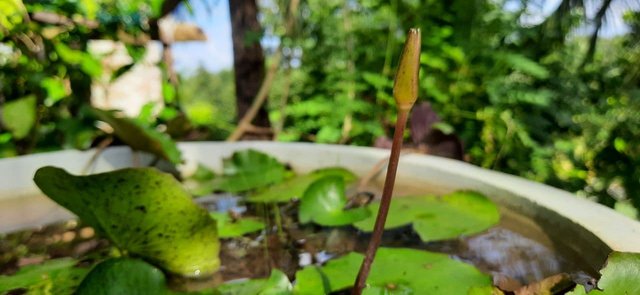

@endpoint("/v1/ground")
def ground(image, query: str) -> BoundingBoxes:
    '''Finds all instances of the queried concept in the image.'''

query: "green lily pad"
[76,258,166,295]
[34,166,220,277]
[215,269,292,295]
[298,176,370,226]
[0,258,89,295]
[210,212,265,238]
[354,191,499,242]
[92,108,182,164]
[295,248,491,294]
[248,167,356,203]
[567,252,640,295]
[1,95,36,139]
[213,149,287,193]
[184,164,217,197]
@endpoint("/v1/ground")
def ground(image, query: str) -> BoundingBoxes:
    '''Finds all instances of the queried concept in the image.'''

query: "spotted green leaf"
[34,166,219,277]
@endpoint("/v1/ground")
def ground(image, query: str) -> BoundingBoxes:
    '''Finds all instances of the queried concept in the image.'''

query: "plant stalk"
[352,107,410,294]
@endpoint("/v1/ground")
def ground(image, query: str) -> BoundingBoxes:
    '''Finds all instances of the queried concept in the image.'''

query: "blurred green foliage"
[257,0,640,215]
[1,0,639,216]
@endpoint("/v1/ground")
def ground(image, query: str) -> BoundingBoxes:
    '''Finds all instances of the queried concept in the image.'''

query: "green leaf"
[55,43,102,77]
[216,269,292,295]
[76,258,166,295]
[295,248,491,294]
[567,252,640,295]
[0,258,89,295]
[1,95,36,139]
[41,77,68,107]
[248,167,356,203]
[502,53,549,79]
[33,167,220,277]
[354,191,499,242]
[0,0,24,36]
[213,149,287,193]
[292,266,329,295]
[210,212,265,238]
[92,108,182,164]
[298,176,370,226]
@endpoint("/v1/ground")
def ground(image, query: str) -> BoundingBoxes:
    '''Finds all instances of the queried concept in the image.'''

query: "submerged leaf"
[210,212,265,238]
[76,258,166,295]
[0,258,89,295]
[248,167,356,203]
[298,176,370,226]
[215,269,292,295]
[214,149,287,193]
[354,191,499,242]
[34,167,220,277]
[92,108,182,164]
[295,248,491,294]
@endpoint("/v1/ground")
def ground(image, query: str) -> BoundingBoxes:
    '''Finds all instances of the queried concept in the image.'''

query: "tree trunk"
[228,0,270,130]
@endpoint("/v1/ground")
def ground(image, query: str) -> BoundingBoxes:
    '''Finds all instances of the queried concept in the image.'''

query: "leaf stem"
[352,107,410,294]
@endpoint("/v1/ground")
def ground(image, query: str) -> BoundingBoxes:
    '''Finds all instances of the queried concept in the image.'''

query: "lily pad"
[294,248,492,294]
[34,166,220,277]
[92,108,182,164]
[76,258,166,295]
[298,176,370,226]
[567,252,640,295]
[354,191,499,242]
[215,269,292,295]
[248,167,356,203]
[1,95,36,139]
[0,258,89,295]
[213,149,287,193]
[210,212,265,238]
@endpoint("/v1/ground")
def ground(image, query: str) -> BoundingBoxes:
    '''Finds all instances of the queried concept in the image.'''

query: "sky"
[170,0,638,75]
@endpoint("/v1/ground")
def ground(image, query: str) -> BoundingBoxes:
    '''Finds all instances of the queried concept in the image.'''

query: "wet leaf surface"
[298,176,370,226]
[295,247,492,294]
[92,108,182,164]
[354,191,499,242]
[248,167,356,203]
[210,212,265,238]
[213,149,287,193]
[34,166,220,277]
[76,258,166,295]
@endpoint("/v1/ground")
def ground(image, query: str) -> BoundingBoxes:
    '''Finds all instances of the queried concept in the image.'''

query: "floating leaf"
[298,176,370,226]
[215,269,292,295]
[92,108,182,164]
[76,258,166,295]
[354,191,499,242]
[34,167,220,277]
[567,252,640,295]
[184,164,217,196]
[295,248,491,294]
[0,258,89,295]
[213,149,287,193]
[1,95,36,139]
[248,167,356,203]
[210,212,265,238]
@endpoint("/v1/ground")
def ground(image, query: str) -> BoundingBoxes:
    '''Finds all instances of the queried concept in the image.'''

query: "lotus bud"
[393,28,421,111]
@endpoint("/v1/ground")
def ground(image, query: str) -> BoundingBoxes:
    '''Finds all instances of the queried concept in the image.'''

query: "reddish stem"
[352,108,410,294]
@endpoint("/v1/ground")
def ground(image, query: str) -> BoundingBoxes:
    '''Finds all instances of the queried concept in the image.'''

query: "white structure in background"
[89,17,206,117]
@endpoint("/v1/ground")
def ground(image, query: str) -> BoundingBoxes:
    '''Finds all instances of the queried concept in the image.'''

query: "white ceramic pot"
[1,141,639,275]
